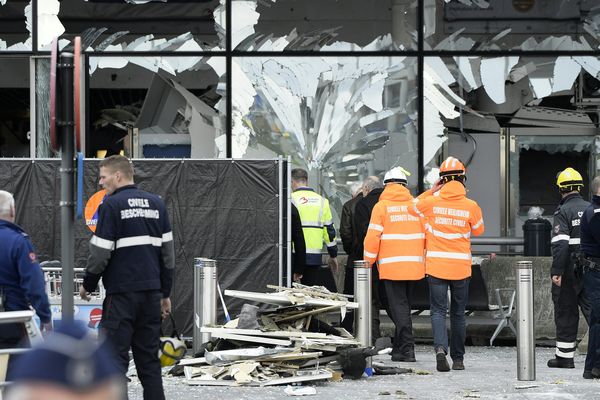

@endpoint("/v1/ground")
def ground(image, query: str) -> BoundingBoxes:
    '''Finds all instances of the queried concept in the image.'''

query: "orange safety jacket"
[363,184,426,281]
[411,180,484,280]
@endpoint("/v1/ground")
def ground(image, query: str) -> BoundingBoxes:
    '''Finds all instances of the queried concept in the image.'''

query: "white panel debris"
[37,0,65,49]
[480,57,519,104]
[529,78,552,99]
[552,57,580,92]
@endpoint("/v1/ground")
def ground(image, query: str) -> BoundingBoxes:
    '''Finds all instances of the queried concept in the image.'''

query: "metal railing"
[41,265,105,301]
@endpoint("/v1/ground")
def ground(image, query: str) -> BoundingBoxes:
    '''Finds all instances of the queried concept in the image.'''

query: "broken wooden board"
[260,369,333,386]
[185,368,333,387]
[200,326,328,339]
[208,332,292,346]
[267,284,353,300]
[179,357,207,366]
[224,289,358,309]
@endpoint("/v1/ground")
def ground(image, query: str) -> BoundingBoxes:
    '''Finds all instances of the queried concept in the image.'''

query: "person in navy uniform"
[580,176,600,379]
[0,190,52,379]
[7,320,123,400]
[79,155,175,400]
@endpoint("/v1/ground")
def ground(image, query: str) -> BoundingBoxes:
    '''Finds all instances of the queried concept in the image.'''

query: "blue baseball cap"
[11,321,121,390]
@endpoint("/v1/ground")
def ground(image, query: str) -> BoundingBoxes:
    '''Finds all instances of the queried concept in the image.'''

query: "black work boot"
[435,348,450,372]
[547,356,575,369]
[392,348,416,362]
[583,368,600,379]
[452,360,465,370]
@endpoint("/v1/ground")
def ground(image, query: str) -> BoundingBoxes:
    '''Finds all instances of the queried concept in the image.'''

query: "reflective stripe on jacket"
[412,181,484,280]
[363,184,425,280]
[292,187,337,266]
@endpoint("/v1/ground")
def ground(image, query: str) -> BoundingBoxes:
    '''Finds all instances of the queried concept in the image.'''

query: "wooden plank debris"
[200,327,328,339]
[182,284,364,387]
[224,289,358,309]
[208,332,292,346]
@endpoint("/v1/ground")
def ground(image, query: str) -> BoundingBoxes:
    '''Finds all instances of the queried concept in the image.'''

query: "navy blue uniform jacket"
[0,220,51,323]
[83,185,175,297]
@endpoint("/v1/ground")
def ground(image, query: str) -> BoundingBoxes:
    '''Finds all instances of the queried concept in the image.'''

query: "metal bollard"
[193,258,217,355]
[516,260,535,381]
[354,260,372,371]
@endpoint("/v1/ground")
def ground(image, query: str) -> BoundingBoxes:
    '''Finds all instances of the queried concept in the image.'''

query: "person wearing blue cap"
[6,321,123,400]
[0,190,52,378]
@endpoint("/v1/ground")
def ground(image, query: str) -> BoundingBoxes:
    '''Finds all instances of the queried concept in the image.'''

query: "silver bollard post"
[354,260,372,371]
[193,258,217,355]
[516,260,535,381]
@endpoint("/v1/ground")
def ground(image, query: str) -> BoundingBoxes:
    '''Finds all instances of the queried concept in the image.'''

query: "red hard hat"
[439,157,466,177]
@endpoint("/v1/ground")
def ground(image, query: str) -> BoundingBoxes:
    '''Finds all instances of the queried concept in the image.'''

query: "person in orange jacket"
[411,157,484,372]
[363,167,425,362]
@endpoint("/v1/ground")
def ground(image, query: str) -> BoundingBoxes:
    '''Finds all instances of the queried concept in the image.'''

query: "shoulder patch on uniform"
[554,225,560,233]
[28,252,37,263]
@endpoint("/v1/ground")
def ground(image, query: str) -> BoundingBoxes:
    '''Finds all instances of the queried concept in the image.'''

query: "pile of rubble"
[176,284,400,386]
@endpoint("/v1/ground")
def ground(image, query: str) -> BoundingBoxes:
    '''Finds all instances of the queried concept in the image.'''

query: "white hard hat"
[383,167,411,185]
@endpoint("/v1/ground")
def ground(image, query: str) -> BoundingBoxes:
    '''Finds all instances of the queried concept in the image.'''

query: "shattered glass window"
[232,56,418,219]
[421,54,600,187]
[0,0,31,51]
[232,0,417,51]
[89,56,225,158]
[38,0,222,52]
[428,0,600,51]
[0,57,30,157]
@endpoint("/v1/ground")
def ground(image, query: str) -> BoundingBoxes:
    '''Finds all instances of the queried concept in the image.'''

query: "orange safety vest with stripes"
[411,180,484,280]
[363,184,425,280]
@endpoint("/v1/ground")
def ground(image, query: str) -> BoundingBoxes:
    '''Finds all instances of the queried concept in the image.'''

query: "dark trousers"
[0,322,27,381]
[552,269,591,358]
[301,265,337,293]
[429,276,470,361]
[101,290,164,400]
[384,280,414,355]
[584,268,600,372]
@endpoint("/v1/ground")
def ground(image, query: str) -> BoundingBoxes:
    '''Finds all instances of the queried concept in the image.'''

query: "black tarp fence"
[0,158,286,336]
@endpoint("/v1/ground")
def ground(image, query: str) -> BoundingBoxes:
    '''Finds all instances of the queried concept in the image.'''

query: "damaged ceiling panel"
[232,0,417,51]
[233,56,418,215]
[89,56,225,158]
[0,0,31,50]
[36,0,222,51]
[431,0,600,51]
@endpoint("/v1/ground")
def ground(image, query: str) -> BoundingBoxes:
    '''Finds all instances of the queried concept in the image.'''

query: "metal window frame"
[6,1,600,178]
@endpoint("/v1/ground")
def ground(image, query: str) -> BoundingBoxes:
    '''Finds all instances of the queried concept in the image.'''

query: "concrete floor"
[129,345,600,400]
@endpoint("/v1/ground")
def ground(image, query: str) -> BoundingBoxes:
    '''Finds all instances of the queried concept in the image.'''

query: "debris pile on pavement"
[176,284,403,386]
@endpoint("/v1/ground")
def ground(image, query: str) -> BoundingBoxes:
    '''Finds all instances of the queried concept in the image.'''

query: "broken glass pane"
[39,0,222,51]
[232,56,418,219]
[89,56,225,158]
[429,0,600,51]
[232,0,417,51]
[0,0,31,51]
[35,57,51,157]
